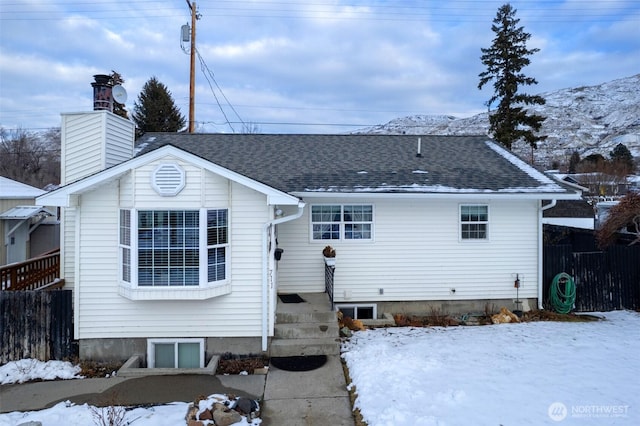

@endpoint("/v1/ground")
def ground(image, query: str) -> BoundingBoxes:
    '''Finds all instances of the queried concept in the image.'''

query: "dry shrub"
[216,353,269,375]
[90,392,125,426]
[338,310,366,331]
[393,309,459,327]
[78,359,123,378]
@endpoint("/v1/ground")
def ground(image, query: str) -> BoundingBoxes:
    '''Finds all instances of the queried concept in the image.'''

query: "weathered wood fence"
[0,290,75,364]
[543,226,640,312]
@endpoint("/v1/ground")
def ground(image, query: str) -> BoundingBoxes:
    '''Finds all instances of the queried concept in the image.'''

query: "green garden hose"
[549,272,576,314]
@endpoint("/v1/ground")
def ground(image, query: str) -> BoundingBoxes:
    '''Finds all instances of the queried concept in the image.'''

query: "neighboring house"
[541,176,594,230]
[0,177,58,265]
[38,110,581,362]
[555,172,630,198]
[542,199,595,229]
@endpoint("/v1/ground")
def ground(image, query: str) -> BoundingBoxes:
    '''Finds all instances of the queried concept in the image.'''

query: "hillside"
[355,74,640,168]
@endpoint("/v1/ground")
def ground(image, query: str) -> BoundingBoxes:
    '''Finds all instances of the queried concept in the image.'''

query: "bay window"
[119,208,228,288]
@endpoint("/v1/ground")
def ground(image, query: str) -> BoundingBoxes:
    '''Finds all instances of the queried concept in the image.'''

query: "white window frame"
[119,209,131,283]
[459,204,489,241]
[118,208,231,300]
[310,204,374,242]
[147,338,205,368]
[336,304,377,320]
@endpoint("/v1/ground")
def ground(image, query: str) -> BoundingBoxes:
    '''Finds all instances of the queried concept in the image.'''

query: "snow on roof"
[0,177,46,198]
[0,206,53,220]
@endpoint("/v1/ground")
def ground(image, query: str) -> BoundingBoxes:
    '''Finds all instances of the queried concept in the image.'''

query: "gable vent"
[152,163,185,196]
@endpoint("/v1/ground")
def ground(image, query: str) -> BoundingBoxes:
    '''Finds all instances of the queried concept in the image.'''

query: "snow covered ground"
[1,311,639,425]
[342,310,640,425]
[1,359,84,385]
[0,360,259,426]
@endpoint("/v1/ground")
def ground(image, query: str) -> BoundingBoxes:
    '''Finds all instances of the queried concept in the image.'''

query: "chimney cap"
[92,74,111,85]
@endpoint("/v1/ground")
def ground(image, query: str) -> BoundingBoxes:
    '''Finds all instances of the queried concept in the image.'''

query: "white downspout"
[539,199,557,309]
[261,201,306,352]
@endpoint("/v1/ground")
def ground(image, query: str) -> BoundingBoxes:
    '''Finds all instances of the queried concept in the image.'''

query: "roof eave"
[292,191,582,200]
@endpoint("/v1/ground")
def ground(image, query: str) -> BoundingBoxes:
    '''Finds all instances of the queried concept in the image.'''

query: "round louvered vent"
[152,163,185,196]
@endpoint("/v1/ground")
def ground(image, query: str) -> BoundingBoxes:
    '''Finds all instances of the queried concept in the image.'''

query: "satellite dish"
[112,85,128,104]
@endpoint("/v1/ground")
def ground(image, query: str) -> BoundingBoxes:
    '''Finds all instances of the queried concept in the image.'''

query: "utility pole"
[186,0,198,133]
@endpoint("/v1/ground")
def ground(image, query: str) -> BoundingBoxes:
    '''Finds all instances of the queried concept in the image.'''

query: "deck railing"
[0,249,64,291]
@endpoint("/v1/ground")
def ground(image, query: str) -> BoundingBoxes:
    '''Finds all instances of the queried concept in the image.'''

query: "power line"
[2,1,638,22]
[195,48,246,132]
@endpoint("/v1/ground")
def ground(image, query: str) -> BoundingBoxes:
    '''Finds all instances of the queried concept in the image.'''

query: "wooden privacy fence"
[0,290,74,364]
[544,244,640,312]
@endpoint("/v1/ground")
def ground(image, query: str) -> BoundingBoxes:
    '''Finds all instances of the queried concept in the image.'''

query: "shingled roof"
[135,133,573,196]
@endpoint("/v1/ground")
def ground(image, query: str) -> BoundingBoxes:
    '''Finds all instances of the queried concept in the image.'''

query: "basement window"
[147,338,204,368]
[337,304,376,320]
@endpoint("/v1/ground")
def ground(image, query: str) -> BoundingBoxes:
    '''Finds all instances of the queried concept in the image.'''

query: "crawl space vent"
[152,163,185,196]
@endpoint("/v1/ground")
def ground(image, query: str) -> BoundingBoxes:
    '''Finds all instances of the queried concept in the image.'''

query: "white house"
[38,110,581,362]
[0,177,57,265]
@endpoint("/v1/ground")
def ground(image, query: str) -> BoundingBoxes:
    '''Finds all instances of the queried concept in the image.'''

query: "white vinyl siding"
[75,167,269,340]
[132,157,202,208]
[277,198,539,301]
[61,111,134,185]
[61,207,76,288]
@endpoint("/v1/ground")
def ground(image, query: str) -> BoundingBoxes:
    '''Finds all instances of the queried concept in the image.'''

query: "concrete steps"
[274,322,339,339]
[270,293,341,357]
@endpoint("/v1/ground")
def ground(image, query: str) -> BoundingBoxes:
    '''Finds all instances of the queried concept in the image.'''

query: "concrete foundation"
[117,354,220,377]
[206,337,264,356]
[79,336,265,363]
[369,298,537,318]
[80,338,147,362]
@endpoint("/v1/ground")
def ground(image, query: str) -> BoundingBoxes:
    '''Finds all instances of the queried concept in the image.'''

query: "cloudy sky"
[1,0,638,134]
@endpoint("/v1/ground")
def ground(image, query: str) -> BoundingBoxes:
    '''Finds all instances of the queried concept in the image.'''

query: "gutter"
[538,200,557,309]
[261,201,306,352]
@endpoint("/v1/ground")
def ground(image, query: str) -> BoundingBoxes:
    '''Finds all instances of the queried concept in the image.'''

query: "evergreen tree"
[578,153,606,172]
[609,143,634,174]
[568,151,580,173]
[132,76,186,136]
[109,70,129,120]
[478,3,546,151]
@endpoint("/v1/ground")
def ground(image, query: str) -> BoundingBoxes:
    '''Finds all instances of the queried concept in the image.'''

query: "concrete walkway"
[0,374,265,413]
[261,355,354,425]
[0,360,354,425]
